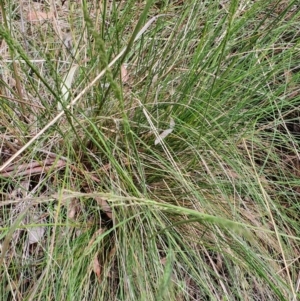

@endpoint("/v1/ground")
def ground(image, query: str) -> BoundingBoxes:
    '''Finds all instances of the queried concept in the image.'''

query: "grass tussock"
[0,0,299,300]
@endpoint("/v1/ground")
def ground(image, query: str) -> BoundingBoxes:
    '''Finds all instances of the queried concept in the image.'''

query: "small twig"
[0,94,45,109]
[1,158,56,173]
[1,160,66,178]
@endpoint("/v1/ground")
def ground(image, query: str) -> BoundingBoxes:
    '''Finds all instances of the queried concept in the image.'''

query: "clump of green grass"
[0,0,299,300]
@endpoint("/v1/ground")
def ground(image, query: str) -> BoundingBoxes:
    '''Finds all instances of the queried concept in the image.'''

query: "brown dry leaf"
[155,118,175,145]
[93,254,102,282]
[108,246,116,259]
[160,257,167,265]
[68,198,80,219]
[28,226,45,245]
[27,10,54,22]
[94,196,113,220]
[225,170,240,179]
[121,64,129,84]
[68,205,76,219]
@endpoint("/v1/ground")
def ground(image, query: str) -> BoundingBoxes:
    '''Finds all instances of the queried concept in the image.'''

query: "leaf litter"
[155,118,175,145]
